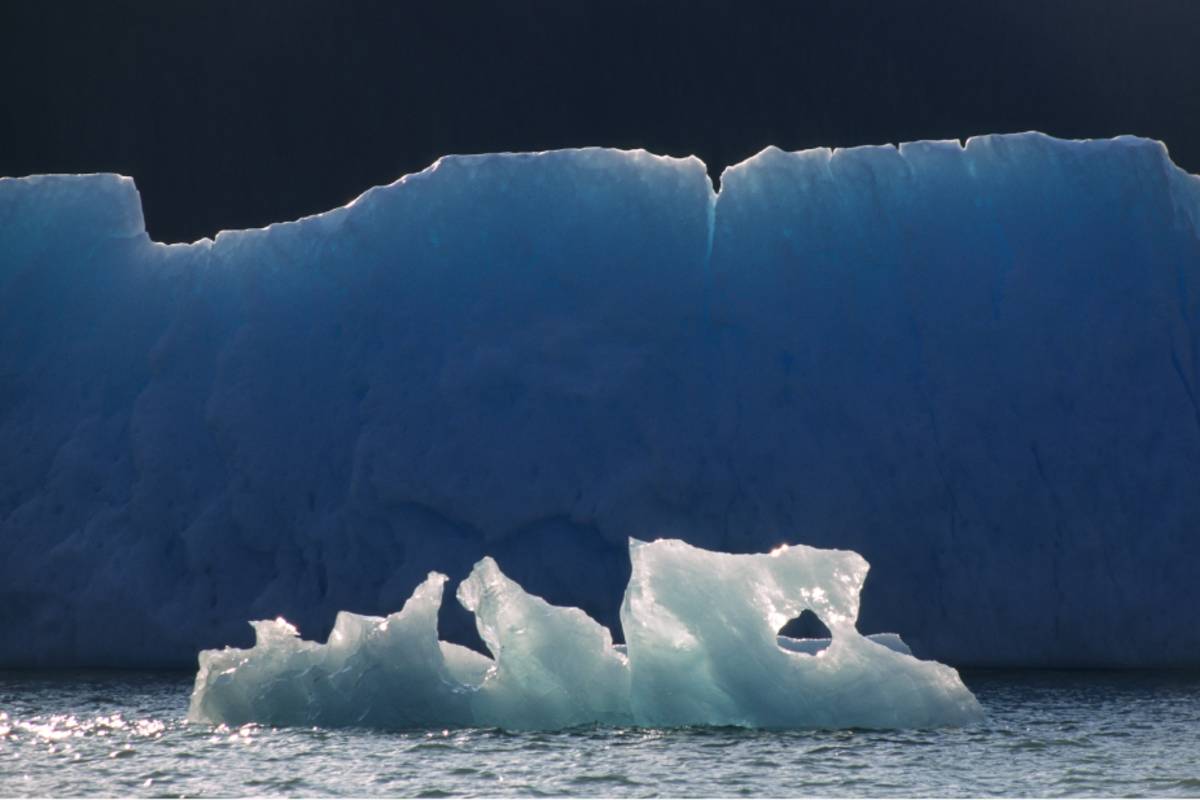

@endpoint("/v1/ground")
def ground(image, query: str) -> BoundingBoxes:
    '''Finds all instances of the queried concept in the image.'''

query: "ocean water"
[1,670,1198,797]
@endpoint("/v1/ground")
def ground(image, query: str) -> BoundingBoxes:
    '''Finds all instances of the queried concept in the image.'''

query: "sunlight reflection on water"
[1,670,1198,797]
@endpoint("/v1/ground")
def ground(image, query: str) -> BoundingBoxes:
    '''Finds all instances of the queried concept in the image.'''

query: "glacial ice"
[188,540,982,730]
[187,572,487,728]
[622,539,979,728]
[457,556,633,729]
[2,133,1200,669]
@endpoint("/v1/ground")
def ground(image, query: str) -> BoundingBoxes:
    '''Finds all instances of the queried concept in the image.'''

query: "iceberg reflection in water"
[188,539,982,730]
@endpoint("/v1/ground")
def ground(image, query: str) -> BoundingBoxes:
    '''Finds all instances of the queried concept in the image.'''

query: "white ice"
[188,539,982,730]
[187,573,488,728]
[457,556,632,728]
[621,539,981,728]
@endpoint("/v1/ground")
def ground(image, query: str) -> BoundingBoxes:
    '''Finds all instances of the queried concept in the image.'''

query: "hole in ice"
[779,609,831,639]
[777,609,832,656]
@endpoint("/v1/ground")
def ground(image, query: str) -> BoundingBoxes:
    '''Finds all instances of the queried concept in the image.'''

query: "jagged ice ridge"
[1,133,1199,669]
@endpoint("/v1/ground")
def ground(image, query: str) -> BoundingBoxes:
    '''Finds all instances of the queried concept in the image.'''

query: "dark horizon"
[3,0,1199,243]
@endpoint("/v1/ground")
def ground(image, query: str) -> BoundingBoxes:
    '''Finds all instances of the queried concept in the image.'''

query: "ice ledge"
[3,133,1195,248]
[0,173,147,242]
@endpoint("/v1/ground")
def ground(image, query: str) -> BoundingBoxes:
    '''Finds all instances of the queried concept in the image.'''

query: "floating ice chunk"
[187,572,485,728]
[189,539,980,730]
[621,539,982,728]
[457,557,632,728]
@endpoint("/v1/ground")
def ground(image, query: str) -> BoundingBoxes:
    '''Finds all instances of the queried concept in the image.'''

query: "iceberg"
[188,539,982,729]
[2,133,1199,669]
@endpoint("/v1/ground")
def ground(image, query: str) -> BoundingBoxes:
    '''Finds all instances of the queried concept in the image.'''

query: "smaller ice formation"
[187,573,491,729]
[188,539,982,730]
[621,539,979,728]
[457,557,633,728]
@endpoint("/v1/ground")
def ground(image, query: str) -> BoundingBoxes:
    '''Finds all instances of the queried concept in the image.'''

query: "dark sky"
[2,0,1198,243]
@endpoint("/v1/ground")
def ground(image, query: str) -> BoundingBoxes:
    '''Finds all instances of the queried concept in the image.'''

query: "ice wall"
[2,134,1198,668]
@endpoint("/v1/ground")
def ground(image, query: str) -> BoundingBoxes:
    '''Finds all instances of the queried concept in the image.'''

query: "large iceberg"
[2,133,1199,669]
[188,539,982,729]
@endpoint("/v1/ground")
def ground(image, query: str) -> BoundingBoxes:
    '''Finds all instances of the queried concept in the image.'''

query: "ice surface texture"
[188,539,982,730]
[2,133,1199,668]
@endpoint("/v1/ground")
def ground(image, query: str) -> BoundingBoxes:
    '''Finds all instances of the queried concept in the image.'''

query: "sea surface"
[1,670,1198,797]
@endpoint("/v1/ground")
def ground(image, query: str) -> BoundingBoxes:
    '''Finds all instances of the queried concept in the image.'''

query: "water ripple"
[1,670,1199,796]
